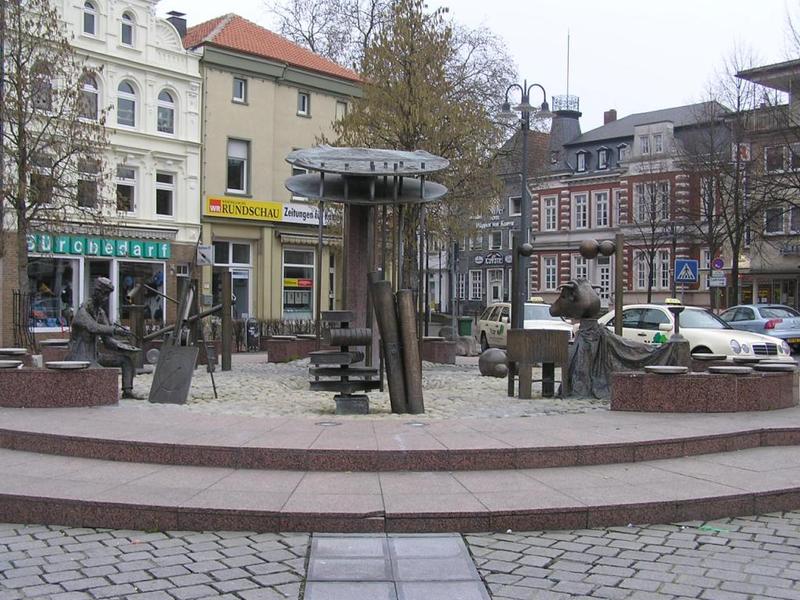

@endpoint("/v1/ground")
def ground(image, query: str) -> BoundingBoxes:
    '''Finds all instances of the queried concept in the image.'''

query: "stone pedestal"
[0,367,120,407]
[421,338,456,364]
[334,394,370,415]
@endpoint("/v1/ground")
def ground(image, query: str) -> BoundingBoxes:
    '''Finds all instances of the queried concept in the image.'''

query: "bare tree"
[1,0,111,291]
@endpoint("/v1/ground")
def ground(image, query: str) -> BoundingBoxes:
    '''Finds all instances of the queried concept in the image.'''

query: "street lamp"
[500,80,551,330]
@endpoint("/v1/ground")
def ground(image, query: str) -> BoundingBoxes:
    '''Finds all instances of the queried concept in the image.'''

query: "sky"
[157,0,793,131]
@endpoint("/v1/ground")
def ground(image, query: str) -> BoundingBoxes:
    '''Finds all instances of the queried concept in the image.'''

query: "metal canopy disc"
[286,145,449,176]
[285,173,447,205]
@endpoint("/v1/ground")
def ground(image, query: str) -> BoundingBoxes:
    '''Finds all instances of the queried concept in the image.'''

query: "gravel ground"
[125,353,607,420]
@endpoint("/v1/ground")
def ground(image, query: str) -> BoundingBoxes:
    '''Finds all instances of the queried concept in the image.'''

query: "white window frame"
[489,231,502,250]
[572,255,588,281]
[77,158,99,208]
[155,171,175,218]
[115,165,136,214]
[576,152,586,172]
[594,191,609,228]
[653,133,663,153]
[658,181,670,220]
[658,249,671,289]
[617,144,627,162]
[79,74,99,121]
[765,145,786,173]
[640,135,650,155]
[469,269,483,300]
[83,1,97,35]
[297,91,310,116]
[509,196,521,216]
[116,80,137,128]
[457,272,466,299]
[635,251,648,290]
[157,89,175,134]
[764,205,785,235]
[121,12,135,46]
[543,196,557,231]
[573,193,588,229]
[226,139,249,194]
[598,148,608,170]
[233,77,247,103]
[335,100,348,120]
[543,256,557,291]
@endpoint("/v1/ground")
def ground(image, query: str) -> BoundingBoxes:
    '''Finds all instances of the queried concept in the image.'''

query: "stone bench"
[0,367,120,408]
[611,370,799,412]
[421,337,456,364]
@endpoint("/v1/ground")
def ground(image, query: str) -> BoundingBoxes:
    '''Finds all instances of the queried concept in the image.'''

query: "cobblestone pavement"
[466,511,800,600]
[124,354,606,419]
[0,524,308,600]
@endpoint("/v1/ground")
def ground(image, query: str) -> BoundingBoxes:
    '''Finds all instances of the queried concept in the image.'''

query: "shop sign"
[476,219,515,230]
[27,233,171,259]
[484,251,505,266]
[283,278,313,288]
[205,196,329,225]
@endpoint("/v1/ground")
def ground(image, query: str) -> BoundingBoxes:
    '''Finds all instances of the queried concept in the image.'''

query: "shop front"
[202,196,340,322]
[25,232,180,335]
[739,275,799,309]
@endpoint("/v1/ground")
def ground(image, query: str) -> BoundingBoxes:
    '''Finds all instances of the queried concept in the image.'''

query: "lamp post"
[500,81,551,330]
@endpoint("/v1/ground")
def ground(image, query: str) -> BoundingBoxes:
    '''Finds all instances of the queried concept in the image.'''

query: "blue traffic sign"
[674,258,699,283]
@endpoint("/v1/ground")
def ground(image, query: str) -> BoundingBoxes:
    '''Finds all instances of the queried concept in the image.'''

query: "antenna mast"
[566,29,570,98]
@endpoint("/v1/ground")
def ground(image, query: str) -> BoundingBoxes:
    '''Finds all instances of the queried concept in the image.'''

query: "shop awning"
[277,232,341,247]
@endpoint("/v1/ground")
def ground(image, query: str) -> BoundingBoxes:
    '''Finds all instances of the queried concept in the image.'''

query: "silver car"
[719,304,800,353]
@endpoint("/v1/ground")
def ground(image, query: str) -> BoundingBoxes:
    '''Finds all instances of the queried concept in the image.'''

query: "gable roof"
[565,101,730,146]
[184,14,361,83]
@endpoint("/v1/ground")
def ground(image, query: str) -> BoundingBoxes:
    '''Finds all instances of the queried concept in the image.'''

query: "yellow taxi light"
[529,296,545,303]
[664,297,682,305]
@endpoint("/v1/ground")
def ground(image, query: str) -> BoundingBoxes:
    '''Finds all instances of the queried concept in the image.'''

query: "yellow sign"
[204,196,282,221]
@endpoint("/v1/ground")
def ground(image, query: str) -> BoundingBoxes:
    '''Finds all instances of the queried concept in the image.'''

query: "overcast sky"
[157,0,793,131]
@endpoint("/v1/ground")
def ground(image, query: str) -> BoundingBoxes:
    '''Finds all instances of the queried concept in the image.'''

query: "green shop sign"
[27,234,171,260]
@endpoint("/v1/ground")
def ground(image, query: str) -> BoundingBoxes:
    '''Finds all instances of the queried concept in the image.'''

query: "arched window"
[157,90,175,134]
[79,74,99,120]
[83,1,97,35]
[117,80,136,127]
[32,61,52,111]
[121,12,134,46]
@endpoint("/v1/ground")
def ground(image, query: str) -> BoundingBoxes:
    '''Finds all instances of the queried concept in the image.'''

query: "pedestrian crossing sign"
[674,259,699,283]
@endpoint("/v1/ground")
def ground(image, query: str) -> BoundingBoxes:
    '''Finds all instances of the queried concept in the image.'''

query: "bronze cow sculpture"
[548,279,601,320]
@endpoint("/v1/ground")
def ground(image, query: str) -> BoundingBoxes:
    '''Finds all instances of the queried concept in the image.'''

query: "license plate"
[788,338,800,344]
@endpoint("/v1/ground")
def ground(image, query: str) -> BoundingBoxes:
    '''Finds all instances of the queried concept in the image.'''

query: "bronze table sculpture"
[66,277,142,399]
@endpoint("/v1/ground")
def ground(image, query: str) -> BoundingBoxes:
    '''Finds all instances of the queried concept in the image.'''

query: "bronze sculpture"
[66,277,143,398]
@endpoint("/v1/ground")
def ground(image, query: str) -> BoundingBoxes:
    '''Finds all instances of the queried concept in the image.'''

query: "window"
[508,230,517,251]
[117,81,136,127]
[470,235,482,250]
[640,135,650,155]
[791,144,800,170]
[457,273,466,299]
[543,257,557,290]
[121,12,134,46]
[469,270,483,300]
[635,252,648,289]
[765,206,784,234]
[573,256,588,281]
[490,231,502,250]
[598,148,608,170]
[283,248,315,320]
[658,250,670,289]
[509,196,521,216]
[613,189,623,223]
[635,182,669,222]
[597,256,611,303]
[640,308,670,330]
[32,62,52,111]
[543,196,557,231]
[290,166,309,201]
[653,133,663,153]
[765,146,785,172]
[297,91,310,116]
[157,90,175,134]
[227,139,249,194]
[573,193,588,229]
[155,172,174,217]
[550,150,559,164]
[79,74,98,120]
[576,152,586,172]
[658,182,670,219]
[213,241,252,319]
[233,77,247,103]
[618,144,627,162]
[335,101,348,120]
[77,158,100,208]
[29,155,53,206]
[28,257,79,330]
[115,166,136,212]
[594,191,609,227]
[83,1,96,35]
[791,206,800,234]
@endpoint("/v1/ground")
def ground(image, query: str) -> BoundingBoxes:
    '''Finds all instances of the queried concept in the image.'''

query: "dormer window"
[121,12,135,46]
[653,133,663,153]
[617,143,627,162]
[83,1,97,35]
[550,150,559,165]
[598,148,608,170]
[639,135,650,155]
[576,151,587,172]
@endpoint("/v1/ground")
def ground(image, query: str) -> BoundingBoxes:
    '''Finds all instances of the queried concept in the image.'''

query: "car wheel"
[480,333,490,352]
[692,346,712,355]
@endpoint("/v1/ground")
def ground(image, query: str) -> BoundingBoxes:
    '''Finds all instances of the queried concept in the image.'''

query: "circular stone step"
[754,363,797,372]
[39,339,69,347]
[644,365,689,374]
[708,365,754,375]
[45,361,90,370]
[732,356,764,364]
[0,348,27,356]
[691,353,726,361]
[0,360,23,369]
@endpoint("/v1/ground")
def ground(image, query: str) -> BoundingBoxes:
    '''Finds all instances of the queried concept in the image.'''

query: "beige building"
[183,14,362,321]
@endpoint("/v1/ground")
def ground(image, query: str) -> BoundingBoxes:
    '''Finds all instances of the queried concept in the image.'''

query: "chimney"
[167,11,187,38]
[604,109,617,125]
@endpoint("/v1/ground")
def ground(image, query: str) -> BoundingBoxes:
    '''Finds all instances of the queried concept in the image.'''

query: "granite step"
[0,445,798,533]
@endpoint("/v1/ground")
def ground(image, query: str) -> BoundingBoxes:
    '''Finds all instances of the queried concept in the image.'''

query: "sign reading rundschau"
[204,197,329,225]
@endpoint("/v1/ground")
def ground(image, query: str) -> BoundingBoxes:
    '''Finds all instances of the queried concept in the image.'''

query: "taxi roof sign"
[529,296,545,303]
[664,297,682,305]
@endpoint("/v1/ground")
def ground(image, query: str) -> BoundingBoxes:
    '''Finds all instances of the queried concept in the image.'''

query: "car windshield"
[523,304,560,321]
[680,308,730,329]
[760,306,800,318]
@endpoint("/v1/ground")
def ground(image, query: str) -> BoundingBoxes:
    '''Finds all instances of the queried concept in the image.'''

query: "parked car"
[719,304,800,353]
[597,303,792,358]
[476,299,573,351]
